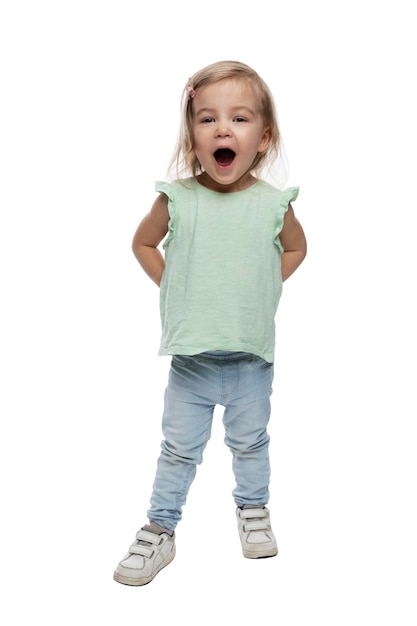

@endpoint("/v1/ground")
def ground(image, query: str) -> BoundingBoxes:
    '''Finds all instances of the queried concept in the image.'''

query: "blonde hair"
[168,60,287,185]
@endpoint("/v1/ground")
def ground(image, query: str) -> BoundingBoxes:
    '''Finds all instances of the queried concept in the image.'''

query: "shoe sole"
[113,546,176,586]
[243,547,278,559]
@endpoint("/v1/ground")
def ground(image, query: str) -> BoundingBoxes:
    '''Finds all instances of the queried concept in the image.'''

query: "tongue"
[215,149,235,166]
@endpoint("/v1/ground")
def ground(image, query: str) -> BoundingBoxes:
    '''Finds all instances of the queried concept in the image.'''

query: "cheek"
[193,127,208,147]
[192,133,202,152]
[245,135,263,154]
[193,139,210,160]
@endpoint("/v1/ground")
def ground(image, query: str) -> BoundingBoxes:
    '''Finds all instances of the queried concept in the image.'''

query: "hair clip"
[186,81,196,99]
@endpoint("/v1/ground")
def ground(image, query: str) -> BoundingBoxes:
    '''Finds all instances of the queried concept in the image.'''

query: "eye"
[200,117,214,123]
[234,116,248,123]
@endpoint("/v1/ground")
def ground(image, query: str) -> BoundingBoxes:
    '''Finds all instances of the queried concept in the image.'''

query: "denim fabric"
[147,351,274,530]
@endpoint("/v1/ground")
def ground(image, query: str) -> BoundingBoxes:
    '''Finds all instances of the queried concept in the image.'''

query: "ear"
[257,126,271,153]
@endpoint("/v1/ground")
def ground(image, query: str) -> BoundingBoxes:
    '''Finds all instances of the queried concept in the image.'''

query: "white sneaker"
[113,523,176,586]
[236,506,278,558]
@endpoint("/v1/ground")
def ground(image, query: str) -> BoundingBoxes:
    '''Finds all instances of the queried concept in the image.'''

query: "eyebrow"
[194,105,257,117]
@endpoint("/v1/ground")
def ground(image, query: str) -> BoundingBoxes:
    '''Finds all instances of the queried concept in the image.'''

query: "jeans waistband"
[198,350,251,361]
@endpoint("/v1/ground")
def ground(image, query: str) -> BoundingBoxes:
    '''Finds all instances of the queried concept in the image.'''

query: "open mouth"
[214,148,236,167]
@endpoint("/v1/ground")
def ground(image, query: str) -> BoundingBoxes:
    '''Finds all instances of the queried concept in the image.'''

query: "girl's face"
[191,78,270,192]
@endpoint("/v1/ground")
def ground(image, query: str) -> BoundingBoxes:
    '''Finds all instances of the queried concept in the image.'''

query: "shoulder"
[155,177,196,200]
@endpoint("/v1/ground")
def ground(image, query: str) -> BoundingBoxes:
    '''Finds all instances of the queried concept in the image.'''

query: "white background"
[1,1,416,624]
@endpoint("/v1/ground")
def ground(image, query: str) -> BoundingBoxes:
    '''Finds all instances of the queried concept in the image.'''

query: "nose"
[215,123,232,138]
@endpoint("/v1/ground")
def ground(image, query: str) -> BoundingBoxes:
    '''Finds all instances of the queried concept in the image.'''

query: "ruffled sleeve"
[155,181,175,249]
[155,180,172,199]
[273,186,299,253]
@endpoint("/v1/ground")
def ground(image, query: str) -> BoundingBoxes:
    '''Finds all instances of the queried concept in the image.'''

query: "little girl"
[114,60,307,586]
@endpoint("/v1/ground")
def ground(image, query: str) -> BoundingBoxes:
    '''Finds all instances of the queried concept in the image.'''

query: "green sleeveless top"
[156,177,299,363]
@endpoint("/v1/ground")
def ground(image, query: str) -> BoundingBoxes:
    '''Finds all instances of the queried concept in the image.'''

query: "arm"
[132,193,170,286]
[279,203,307,282]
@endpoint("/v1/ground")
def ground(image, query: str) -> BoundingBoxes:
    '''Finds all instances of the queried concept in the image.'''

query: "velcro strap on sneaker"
[240,508,268,520]
[129,543,155,558]
[243,519,269,531]
[135,530,163,545]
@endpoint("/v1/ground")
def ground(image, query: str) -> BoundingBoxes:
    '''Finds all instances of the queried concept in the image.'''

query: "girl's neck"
[196,171,258,193]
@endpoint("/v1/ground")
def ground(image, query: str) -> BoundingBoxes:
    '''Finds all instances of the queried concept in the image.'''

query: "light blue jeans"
[147,351,274,531]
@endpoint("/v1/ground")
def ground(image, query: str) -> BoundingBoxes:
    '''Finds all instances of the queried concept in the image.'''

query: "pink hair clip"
[186,81,196,99]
